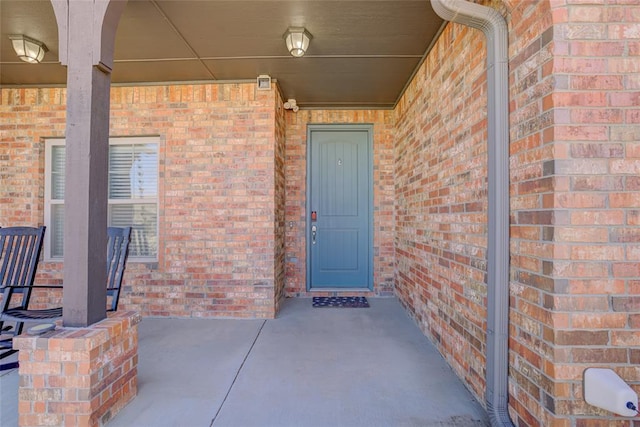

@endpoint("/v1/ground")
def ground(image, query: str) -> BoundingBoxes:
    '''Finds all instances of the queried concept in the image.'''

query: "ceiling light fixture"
[9,35,48,63]
[283,27,312,58]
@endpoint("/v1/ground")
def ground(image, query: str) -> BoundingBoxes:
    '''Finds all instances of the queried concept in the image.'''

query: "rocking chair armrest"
[0,285,63,289]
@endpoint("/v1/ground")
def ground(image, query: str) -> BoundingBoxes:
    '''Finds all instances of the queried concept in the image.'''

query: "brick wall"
[393,17,489,401]
[529,1,639,425]
[396,0,640,425]
[274,90,287,313]
[13,311,139,426]
[1,86,397,314]
[508,1,559,424]
[283,110,396,296]
[0,89,66,307]
[508,0,640,425]
[1,83,282,319]
[2,2,638,423]
[0,89,64,226]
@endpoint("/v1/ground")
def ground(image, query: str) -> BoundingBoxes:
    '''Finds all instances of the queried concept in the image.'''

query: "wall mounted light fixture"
[283,27,312,58]
[9,35,48,63]
[257,74,272,90]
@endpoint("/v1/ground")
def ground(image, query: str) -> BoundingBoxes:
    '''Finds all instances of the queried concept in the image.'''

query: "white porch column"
[51,0,127,327]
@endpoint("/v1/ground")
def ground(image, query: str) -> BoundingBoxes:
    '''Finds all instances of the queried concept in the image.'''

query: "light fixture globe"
[9,35,48,63]
[283,27,312,58]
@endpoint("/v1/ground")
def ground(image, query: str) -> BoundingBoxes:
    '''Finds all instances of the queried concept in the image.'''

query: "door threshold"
[309,288,372,293]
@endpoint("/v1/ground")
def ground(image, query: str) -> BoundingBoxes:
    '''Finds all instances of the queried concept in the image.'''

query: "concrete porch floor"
[1,298,488,426]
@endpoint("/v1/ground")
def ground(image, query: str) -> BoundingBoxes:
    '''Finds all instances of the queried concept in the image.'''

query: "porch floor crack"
[209,319,267,426]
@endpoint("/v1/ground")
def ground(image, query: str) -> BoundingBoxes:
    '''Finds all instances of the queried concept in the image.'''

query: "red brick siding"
[395,0,639,425]
[0,89,64,226]
[283,110,396,296]
[394,17,489,403]
[508,0,559,424]
[1,83,281,319]
[13,311,139,427]
[534,2,639,426]
[274,91,287,313]
[0,89,66,309]
[1,2,638,424]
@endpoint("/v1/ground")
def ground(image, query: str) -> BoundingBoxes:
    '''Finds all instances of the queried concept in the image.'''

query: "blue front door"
[308,125,372,289]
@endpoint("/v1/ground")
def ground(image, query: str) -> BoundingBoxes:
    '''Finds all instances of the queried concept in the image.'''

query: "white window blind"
[45,138,159,260]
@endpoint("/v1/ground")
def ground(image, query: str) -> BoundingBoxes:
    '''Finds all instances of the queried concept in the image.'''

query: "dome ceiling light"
[283,27,312,58]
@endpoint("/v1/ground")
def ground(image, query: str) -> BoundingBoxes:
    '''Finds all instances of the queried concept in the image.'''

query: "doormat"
[312,296,369,308]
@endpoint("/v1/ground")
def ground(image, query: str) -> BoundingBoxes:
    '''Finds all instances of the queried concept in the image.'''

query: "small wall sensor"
[256,75,271,90]
[584,368,638,417]
[284,98,299,112]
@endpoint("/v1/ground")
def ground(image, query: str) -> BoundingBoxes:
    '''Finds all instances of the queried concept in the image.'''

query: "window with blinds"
[45,137,159,261]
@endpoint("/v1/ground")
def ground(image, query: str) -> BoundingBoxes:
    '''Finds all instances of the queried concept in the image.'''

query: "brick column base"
[13,311,141,427]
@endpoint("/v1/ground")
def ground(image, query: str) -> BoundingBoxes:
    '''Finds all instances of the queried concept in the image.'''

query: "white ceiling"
[0,0,445,108]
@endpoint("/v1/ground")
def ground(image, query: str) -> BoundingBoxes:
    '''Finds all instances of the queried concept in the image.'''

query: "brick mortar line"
[209,319,267,426]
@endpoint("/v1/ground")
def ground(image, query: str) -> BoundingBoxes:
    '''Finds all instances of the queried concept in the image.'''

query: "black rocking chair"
[0,226,131,370]
[0,226,46,369]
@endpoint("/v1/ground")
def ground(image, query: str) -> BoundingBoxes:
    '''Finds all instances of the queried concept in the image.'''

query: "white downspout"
[430,1,513,426]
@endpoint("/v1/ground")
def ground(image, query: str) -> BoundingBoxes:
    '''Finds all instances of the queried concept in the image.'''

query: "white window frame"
[44,136,159,262]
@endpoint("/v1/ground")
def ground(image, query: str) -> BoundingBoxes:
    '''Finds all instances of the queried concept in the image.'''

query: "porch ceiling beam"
[50,0,128,327]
